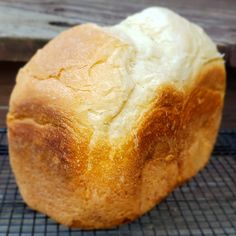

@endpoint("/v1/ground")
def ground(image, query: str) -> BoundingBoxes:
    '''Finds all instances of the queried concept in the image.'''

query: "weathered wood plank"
[0,0,236,66]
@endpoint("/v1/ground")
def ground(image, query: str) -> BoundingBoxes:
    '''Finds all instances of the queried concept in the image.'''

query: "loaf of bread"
[7,7,225,229]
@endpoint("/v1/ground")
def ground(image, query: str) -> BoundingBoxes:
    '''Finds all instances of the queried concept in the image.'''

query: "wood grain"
[0,0,236,66]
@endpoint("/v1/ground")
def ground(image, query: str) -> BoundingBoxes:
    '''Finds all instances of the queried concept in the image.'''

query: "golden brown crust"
[138,62,225,214]
[7,60,225,229]
[7,21,225,229]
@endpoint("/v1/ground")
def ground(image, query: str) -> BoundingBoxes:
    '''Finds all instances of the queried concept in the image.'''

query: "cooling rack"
[0,128,236,236]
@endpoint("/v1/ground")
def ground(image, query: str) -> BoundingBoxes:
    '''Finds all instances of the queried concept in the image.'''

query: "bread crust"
[7,23,225,229]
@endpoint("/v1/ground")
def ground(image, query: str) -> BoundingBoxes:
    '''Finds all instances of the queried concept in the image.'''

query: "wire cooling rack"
[0,128,236,236]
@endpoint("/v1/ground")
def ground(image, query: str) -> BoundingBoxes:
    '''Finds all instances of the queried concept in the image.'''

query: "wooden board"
[0,0,236,67]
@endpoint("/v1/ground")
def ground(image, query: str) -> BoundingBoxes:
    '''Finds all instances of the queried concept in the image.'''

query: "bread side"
[107,7,222,142]
[7,7,225,229]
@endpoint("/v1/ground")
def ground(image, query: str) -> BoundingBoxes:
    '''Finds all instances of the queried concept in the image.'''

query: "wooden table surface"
[0,0,236,67]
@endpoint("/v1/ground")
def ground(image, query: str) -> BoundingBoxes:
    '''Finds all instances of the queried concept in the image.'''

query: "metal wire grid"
[0,128,235,236]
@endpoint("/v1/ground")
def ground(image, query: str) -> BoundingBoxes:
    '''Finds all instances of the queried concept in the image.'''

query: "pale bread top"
[15,7,223,144]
